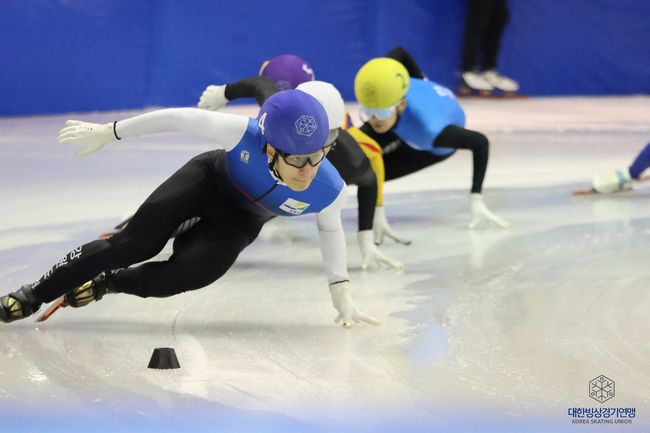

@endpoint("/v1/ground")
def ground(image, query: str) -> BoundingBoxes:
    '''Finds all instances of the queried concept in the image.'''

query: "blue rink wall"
[2,0,649,115]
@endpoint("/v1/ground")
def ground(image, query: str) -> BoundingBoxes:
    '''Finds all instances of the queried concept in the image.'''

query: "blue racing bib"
[395,78,465,156]
[224,119,344,216]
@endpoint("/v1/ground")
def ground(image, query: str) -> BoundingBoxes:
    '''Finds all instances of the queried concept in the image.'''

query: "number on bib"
[433,84,454,98]
[258,112,267,135]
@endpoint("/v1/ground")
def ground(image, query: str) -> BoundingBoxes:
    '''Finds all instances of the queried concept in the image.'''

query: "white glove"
[469,193,511,229]
[592,169,632,193]
[358,230,403,270]
[57,120,116,157]
[373,207,411,245]
[329,281,381,328]
[197,84,228,111]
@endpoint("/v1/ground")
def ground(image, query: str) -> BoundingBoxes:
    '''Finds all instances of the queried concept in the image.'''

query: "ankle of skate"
[0,285,43,323]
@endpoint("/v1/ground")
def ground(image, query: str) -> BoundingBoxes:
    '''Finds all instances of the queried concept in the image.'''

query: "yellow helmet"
[354,57,410,109]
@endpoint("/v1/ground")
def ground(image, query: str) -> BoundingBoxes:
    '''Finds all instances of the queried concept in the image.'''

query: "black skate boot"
[64,271,119,308]
[0,285,43,323]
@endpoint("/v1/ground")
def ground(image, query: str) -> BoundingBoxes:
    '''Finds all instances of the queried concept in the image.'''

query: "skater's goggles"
[277,145,331,169]
[358,103,398,121]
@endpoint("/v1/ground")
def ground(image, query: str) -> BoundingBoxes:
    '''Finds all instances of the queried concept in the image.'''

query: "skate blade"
[497,90,526,99]
[572,175,650,196]
[98,231,118,240]
[571,188,598,196]
[456,86,493,98]
[456,86,496,98]
[457,86,472,97]
[35,297,66,322]
[571,187,633,196]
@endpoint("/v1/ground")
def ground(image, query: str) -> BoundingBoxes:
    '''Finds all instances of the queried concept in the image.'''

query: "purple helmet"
[258,54,315,90]
[257,90,329,155]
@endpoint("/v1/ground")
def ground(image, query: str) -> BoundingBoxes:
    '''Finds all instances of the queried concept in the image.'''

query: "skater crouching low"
[1,90,380,328]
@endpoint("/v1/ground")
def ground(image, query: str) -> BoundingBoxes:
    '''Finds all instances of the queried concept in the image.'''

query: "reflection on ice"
[1,98,650,432]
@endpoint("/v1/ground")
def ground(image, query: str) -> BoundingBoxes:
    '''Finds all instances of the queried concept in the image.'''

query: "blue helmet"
[257,90,329,155]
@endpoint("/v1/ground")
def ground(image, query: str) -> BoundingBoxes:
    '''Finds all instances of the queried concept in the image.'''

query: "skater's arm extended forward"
[58,109,249,156]
[198,76,279,110]
[117,109,248,148]
[226,76,279,105]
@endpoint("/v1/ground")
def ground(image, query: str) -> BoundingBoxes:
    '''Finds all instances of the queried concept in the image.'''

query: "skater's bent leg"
[32,239,121,303]
[113,212,268,298]
[383,142,451,181]
[434,125,489,193]
[32,152,222,303]
[629,142,650,180]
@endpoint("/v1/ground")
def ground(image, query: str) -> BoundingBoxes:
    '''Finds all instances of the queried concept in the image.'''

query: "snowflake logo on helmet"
[295,115,317,137]
[275,80,292,90]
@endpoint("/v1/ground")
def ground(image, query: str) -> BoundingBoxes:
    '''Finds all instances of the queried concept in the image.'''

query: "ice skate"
[0,285,43,323]
[35,271,120,322]
[572,173,650,196]
[64,271,118,308]
[480,70,520,97]
[458,71,494,97]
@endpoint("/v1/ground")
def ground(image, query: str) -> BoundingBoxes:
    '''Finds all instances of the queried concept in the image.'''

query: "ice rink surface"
[1,97,649,432]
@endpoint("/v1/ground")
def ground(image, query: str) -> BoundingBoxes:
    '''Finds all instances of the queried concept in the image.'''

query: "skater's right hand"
[329,281,382,328]
[197,84,228,111]
[357,230,403,271]
[57,120,116,157]
[373,207,411,246]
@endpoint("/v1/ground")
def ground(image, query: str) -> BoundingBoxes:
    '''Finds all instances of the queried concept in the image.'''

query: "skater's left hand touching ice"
[373,207,412,246]
[329,281,381,328]
[57,120,116,157]
[468,193,511,229]
[357,231,403,271]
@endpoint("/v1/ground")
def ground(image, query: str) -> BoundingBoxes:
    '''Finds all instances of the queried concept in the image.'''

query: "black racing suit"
[32,151,270,302]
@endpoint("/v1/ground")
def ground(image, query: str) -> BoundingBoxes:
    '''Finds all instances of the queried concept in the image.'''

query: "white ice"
[1,97,649,432]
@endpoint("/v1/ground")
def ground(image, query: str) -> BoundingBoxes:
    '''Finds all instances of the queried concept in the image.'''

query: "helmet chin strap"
[268,152,284,182]
[394,109,404,127]
[392,101,406,128]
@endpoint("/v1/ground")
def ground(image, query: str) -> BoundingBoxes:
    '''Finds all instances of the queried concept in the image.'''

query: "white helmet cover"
[296,81,346,129]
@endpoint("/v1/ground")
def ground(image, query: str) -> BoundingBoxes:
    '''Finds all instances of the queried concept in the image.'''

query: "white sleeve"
[115,108,249,151]
[316,187,350,285]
